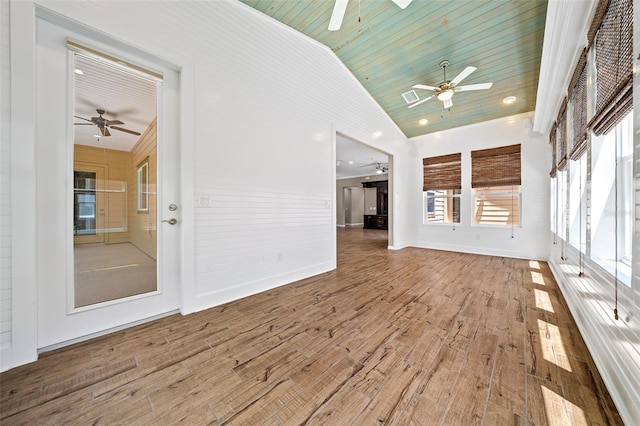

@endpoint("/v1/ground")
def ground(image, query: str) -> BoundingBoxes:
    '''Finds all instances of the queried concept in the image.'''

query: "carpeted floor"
[74,243,157,307]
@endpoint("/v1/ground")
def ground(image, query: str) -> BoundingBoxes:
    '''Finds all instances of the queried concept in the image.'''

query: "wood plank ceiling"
[240,0,548,138]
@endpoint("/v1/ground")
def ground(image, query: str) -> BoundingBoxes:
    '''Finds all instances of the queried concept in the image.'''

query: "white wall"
[0,0,12,367]
[408,112,550,260]
[3,0,412,370]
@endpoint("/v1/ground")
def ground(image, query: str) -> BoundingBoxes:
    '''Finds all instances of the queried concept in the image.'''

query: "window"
[422,153,461,224]
[74,171,97,235]
[424,189,461,223]
[474,186,520,226]
[590,111,632,284]
[550,177,557,234]
[471,144,521,226]
[557,169,567,240]
[569,155,587,252]
[137,160,149,212]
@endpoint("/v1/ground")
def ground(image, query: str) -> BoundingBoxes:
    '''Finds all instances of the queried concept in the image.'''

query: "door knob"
[162,218,178,225]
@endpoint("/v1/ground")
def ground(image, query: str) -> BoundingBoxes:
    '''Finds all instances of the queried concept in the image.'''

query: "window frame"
[137,160,149,212]
[423,189,461,225]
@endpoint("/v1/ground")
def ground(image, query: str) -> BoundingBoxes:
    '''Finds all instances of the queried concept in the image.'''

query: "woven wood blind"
[569,53,588,160]
[549,124,557,177]
[423,153,461,191]
[556,99,568,170]
[471,144,521,188]
[589,0,633,136]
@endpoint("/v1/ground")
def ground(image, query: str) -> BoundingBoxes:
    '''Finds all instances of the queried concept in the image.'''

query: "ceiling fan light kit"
[406,60,493,110]
[437,89,454,101]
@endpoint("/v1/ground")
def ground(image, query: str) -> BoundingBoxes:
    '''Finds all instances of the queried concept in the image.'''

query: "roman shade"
[569,51,588,160]
[422,153,461,191]
[471,144,521,188]
[549,122,557,177]
[588,0,633,136]
[556,99,568,171]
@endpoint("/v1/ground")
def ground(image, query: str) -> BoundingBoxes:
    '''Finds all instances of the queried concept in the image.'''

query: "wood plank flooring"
[0,227,623,425]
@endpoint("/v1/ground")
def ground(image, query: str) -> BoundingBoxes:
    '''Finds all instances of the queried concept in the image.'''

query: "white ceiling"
[73,53,157,151]
[336,134,389,179]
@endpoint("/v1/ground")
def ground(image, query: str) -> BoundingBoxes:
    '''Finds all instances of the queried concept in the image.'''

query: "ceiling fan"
[404,61,493,110]
[375,163,388,174]
[329,0,412,31]
[359,161,388,173]
[74,109,141,137]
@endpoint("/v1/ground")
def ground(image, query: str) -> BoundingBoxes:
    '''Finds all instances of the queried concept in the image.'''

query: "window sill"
[594,258,631,287]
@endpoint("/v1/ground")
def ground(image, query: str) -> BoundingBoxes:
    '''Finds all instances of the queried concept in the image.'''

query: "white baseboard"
[193,261,335,312]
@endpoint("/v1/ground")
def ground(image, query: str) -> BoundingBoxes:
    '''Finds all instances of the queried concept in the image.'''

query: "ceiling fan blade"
[408,96,433,108]
[74,115,93,123]
[107,120,124,125]
[74,123,94,126]
[110,126,141,136]
[412,84,438,91]
[99,127,110,137]
[450,66,477,86]
[328,0,349,31]
[392,0,412,9]
[443,98,453,109]
[456,82,493,91]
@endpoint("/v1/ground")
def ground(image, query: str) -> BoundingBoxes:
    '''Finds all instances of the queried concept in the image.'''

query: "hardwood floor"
[0,227,622,425]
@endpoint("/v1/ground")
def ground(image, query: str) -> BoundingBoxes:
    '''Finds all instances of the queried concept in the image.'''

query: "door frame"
[35,16,181,348]
[7,2,197,371]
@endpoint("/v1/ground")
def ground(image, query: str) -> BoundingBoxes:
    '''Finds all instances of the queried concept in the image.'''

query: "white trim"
[38,309,179,354]
[192,262,334,313]
[5,0,39,372]
[533,0,598,134]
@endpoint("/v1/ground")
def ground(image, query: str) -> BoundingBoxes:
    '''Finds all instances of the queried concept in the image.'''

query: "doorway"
[35,16,181,349]
[343,186,364,226]
[335,133,392,245]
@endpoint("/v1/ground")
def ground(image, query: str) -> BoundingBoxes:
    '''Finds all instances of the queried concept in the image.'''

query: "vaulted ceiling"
[240,0,548,138]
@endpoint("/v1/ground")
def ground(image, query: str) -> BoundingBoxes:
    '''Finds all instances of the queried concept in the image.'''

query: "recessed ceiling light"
[503,96,517,104]
[418,118,428,126]
[348,161,354,164]
[74,69,84,75]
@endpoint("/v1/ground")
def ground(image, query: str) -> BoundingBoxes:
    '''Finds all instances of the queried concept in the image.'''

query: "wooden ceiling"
[240,0,548,138]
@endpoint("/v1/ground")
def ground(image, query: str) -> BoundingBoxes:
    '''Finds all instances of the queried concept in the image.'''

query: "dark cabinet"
[364,214,388,230]
[362,180,388,230]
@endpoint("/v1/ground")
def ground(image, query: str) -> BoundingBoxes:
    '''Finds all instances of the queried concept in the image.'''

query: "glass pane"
[424,189,461,224]
[474,186,520,226]
[73,52,158,308]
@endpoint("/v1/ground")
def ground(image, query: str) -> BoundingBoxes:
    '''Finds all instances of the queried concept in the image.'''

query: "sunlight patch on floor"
[531,271,546,285]
[529,260,540,270]
[538,319,572,372]
[534,289,554,313]
[542,385,587,426]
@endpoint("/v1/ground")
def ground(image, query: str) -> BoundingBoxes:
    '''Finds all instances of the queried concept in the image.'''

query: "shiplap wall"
[409,112,550,260]
[1,0,12,366]
[3,0,411,369]
[129,119,157,259]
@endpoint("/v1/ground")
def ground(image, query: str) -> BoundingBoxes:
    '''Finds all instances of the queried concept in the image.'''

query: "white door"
[36,17,181,348]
